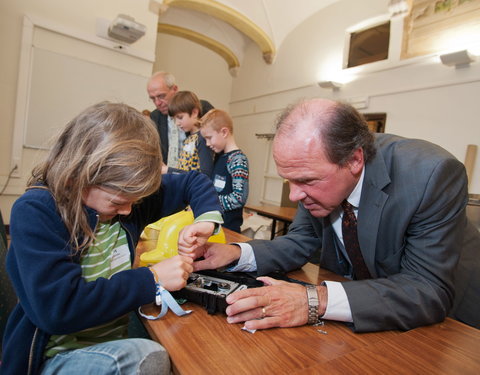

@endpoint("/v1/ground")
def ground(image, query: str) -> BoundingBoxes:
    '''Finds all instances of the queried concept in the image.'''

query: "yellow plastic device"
[139,210,225,267]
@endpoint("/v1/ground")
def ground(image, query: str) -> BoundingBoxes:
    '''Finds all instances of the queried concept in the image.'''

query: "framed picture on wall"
[363,112,386,133]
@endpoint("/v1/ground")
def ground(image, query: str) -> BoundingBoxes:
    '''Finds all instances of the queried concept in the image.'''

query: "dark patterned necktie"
[341,200,371,280]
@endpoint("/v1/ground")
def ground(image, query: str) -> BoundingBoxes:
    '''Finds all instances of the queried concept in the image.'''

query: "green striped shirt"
[45,221,131,358]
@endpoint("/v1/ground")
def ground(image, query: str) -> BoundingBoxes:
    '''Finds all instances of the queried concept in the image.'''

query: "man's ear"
[348,148,364,175]
[192,108,200,118]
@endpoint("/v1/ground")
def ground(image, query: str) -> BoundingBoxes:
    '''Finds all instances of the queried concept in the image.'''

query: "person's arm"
[132,171,223,236]
[177,221,216,254]
[197,134,215,177]
[8,193,157,334]
[343,157,468,332]
[225,277,329,330]
[191,203,322,274]
[244,158,468,332]
[191,241,353,329]
[219,152,249,211]
[165,166,186,174]
[200,99,214,116]
[147,171,222,220]
[249,204,324,274]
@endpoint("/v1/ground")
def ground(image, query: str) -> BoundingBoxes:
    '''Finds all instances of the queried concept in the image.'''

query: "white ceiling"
[213,0,341,47]
[153,0,343,74]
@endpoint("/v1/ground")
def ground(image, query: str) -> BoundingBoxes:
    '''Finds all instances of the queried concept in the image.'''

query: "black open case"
[172,269,311,315]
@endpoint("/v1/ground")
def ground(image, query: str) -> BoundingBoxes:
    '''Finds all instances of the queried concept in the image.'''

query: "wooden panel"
[363,112,386,133]
[465,144,478,190]
[402,0,480,59]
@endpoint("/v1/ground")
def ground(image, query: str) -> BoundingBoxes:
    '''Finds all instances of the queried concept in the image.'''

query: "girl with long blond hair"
[2,102,222,375]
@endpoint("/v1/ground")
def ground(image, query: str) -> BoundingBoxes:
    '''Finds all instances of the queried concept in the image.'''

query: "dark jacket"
[1,171,221,375]
[250,134,480,332]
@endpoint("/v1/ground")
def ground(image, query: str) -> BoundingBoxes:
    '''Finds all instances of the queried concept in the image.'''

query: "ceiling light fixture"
[318,81,343,90]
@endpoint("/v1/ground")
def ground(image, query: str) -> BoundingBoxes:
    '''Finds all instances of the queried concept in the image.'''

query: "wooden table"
[245,204,297,239]
[138,228,480,374]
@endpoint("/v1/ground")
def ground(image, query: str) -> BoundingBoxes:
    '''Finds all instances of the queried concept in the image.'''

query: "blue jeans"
[40,338,170,375]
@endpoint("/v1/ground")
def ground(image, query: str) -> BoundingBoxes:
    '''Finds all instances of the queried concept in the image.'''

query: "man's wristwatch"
[306,285,319,325]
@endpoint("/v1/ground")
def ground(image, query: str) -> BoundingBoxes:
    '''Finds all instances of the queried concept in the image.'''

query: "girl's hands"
[177,222,215,257]
[150,255,193,291]
[149,222,216,291]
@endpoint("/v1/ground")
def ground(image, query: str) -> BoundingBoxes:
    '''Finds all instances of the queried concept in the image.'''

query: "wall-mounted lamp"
[440,50,475,68]
[255,133,275,140]
[318,81,343,90]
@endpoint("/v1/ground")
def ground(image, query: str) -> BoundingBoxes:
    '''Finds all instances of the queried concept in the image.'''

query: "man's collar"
[346,167,365,208]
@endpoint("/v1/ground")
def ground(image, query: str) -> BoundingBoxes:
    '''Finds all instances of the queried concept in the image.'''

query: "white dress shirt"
[166,116,186,168]
[230,168,366,323]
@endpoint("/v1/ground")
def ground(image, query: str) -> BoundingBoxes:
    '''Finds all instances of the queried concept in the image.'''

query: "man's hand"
[150,255,193,291]
[225,277,328,330]
[177,222,215,257]
[193,243,241,271]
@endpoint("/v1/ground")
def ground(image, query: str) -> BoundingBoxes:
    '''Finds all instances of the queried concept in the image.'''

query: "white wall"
[0,0,159,221]
[152,33,233,112]
[1,0,478,221]
[229,0,480,205]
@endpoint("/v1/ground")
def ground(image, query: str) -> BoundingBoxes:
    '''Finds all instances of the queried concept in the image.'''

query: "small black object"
[172,270,263,314]
[172,270,312,315]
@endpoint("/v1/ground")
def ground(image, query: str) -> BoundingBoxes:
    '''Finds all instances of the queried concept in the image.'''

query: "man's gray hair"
[150,71,176,88]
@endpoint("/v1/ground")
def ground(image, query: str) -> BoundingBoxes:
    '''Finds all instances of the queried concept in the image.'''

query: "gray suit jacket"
[250,134,480,331]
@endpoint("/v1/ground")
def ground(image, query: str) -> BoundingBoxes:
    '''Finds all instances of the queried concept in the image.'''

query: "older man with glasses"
[147,71,213,169]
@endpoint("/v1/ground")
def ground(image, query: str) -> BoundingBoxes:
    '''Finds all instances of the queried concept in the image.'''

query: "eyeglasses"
[149,87,174,103]
[149,94,167,103]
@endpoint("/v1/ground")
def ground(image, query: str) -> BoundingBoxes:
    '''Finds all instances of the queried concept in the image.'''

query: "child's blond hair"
[29,102,162,252]
[200,109,233,133]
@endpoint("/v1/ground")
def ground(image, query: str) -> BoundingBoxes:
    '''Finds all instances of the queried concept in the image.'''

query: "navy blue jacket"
[1,171,221,375]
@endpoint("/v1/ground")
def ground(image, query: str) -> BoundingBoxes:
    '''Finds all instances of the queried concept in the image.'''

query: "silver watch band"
[306,285,319,325]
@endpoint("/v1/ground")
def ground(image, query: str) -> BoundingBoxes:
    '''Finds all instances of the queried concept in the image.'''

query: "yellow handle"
[139,210,225,267]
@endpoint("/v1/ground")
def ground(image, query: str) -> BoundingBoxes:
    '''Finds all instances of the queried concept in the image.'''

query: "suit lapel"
[357,151,390,278]
[160,113,169,146]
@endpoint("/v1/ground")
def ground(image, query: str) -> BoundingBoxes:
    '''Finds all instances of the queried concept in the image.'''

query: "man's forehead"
[277,100,335,134]
[274,129,323,154]
[148,77,168,90]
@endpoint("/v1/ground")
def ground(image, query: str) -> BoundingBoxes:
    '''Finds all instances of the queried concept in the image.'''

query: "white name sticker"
[183,142,195,153]
[214,175,226,191]
[111,243,130,269]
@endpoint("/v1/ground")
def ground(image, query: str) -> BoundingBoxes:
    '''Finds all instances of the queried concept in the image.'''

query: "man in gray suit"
[147,71,213,168]
[185,98,479,332]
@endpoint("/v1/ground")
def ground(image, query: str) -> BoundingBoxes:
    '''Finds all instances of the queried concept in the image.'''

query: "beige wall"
[229,0,480,204]
[0,0,159,221]
[153,33,233,112]
[1,0,479,221]
[149,0,480,206]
